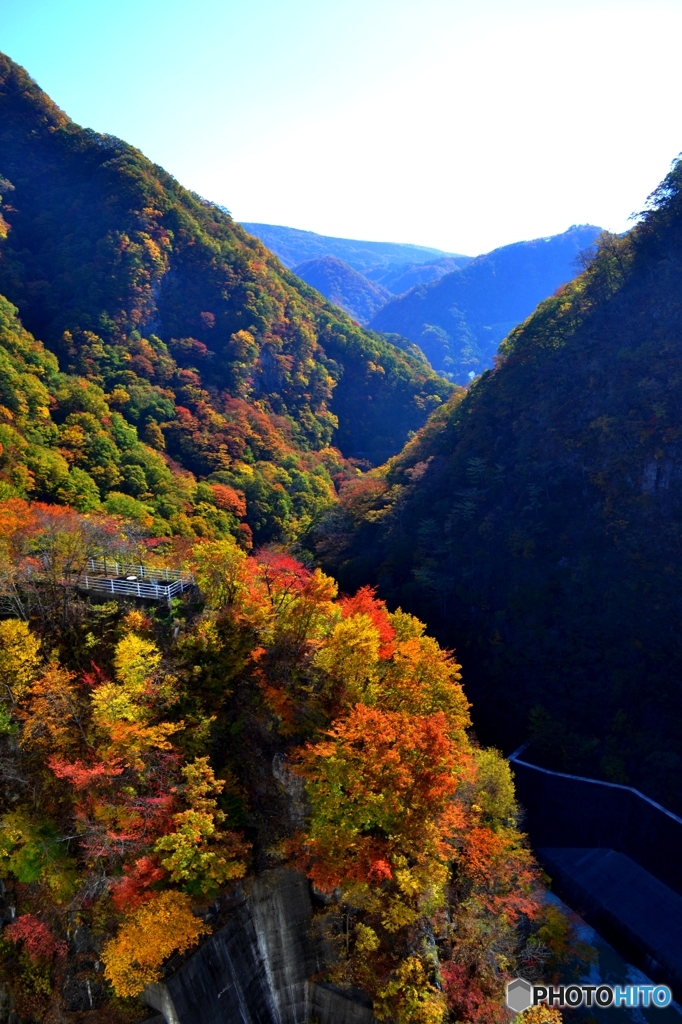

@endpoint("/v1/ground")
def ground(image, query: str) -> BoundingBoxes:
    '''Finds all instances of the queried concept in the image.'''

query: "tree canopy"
[0,504,584,1022]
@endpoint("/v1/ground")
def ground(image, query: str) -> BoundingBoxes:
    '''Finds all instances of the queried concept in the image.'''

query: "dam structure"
[508,750,682,1000]
[140,867,375,1024]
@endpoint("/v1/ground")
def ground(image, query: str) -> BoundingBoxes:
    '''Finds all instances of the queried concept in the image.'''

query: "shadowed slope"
[317,161,682,810]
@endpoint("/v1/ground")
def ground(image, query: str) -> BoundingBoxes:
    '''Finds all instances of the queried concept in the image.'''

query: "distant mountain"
[369,225,603,384]
[0,52,454,540]
[365,256,467,294]
[250,224,605,381]
[292,255,391,324]
[240,222,471,276]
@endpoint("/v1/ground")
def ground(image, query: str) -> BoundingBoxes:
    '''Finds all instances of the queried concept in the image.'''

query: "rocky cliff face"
[143,868,374,1024]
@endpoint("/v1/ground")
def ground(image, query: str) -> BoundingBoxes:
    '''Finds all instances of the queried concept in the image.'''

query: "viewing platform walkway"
[76,559,194,603]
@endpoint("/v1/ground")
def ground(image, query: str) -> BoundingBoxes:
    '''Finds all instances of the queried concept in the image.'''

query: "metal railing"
[508,748,682,998]
[85,559,189,582]
[507,747,682,897]
[75,560,194,602]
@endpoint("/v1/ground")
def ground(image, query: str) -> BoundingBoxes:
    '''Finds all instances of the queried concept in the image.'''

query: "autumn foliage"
[184,539,561,1024]
[0,513,580,1022]
[4,916,66,964]
[101,890,209,996]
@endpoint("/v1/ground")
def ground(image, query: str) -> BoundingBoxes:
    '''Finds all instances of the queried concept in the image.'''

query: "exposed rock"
[69,923,100,955]
[61,974,105,1012]
[272,754,308,831]
[307,983,374,1024]
[0,983,19,1024]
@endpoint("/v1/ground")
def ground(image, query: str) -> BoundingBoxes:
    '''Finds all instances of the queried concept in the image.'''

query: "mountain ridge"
[292,254,391,324]
[369,224,603,384]
[240,221,471,274]
[0,52,452,539]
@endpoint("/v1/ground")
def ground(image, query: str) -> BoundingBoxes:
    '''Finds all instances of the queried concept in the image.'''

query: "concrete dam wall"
[510,755,682,998]
[141,757,682,1023]
[142,868,375,1024]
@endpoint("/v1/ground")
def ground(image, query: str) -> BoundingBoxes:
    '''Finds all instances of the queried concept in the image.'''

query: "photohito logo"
[506,979,672,1014]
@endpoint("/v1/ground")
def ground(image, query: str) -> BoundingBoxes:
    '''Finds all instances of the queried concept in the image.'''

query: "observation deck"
[76,559,194,603]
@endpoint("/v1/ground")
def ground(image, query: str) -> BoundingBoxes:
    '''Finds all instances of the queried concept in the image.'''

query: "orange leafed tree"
[295,705,471,895]
[287,596,546,1024]
[102,890,209,996]
[340,585,395,658]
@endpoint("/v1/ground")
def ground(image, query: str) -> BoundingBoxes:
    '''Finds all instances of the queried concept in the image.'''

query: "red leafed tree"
[209,484,246,518]
[440,962,503,1024]
[458,824,542,923]
[48,756,124,789]
[293,705,469,893]
[5,916,67,963]
[340,585,396,658]
[111,855,166,911]
[252,549,311,609]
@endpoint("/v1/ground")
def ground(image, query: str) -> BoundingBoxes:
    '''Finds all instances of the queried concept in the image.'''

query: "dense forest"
[0,52,452,544]
[292,255,391,325]
[317,160,682,812]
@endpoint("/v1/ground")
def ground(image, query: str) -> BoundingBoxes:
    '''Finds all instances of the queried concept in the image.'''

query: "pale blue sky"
[1,0,682,254]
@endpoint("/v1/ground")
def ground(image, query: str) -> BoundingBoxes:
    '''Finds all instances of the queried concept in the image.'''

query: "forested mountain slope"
[292,255,391,323]
[0,54,452,540]
[316,162,682,812]
[369,225,602,384]
[291,254,473,326]
[0,292,208,530]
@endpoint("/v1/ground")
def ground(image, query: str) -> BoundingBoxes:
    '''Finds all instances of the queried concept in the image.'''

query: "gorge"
[0,46,680,1024]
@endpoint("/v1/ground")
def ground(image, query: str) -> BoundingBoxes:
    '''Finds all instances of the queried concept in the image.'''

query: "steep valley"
[0,51,592,1024]
[316,167,682,813]
[0,44,679,1024]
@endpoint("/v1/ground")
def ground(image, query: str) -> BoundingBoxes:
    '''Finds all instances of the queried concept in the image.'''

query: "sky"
[1,0,682,255]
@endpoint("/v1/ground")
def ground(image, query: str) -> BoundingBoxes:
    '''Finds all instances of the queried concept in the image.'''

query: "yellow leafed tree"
[102,890,209,996]
[155,757,249,895]
[91,631,180,770]
[0,619,41,702]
